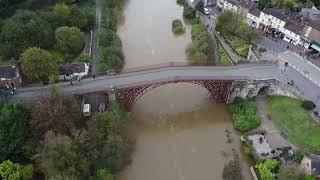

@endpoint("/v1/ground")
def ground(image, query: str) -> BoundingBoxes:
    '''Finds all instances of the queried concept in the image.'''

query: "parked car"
[204,7,210,15]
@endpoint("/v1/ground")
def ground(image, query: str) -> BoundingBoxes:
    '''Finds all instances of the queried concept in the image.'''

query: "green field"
[266,96,320,152]
[224,35,250,57]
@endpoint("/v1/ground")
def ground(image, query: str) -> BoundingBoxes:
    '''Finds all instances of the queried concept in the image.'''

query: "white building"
[282,22,304,46]
[59,62,90,81]
[259,8,288,32]
[300,156,320,178]
[223,0,238,12]
[247,8,261,28]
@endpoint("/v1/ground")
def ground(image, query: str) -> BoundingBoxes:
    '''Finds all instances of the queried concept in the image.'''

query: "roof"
[249,8,261,17]
[59,63,86,75]
[302,8,320,21]
[307,19,320,31]
[226,0,253,9]
[262,8,289,21]
[284,22,304,35]
[0,66,17,79]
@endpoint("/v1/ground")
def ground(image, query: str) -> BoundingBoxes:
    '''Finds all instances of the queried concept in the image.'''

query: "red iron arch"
[116,79,233,111]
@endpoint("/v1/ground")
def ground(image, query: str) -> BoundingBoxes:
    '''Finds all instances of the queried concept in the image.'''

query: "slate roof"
[59,63,86,75]
[263,8,289,21]
[0,66,17,79]
[249,8,261,17]
[308,19,320,31]
[284,22,304,35]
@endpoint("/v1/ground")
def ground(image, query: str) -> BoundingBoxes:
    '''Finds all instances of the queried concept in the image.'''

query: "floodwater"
[117,0,253,179]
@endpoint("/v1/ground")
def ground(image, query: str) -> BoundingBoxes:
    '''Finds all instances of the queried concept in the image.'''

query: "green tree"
[55,26,85,55]
[68,4,88,29]
[99,29,122,47]
[278,163,303,180]
[0,101,30,162]
[215,10,239,35]
[37,131,88,179]
[101,46,124,71]
[0,160,22,180]
[183,5,195,20]
[22,164,34,180]
[258,0,272,9]
[53,3,70,25]
[20,47,58,82]
[257,159,279,180]
[0,10,54,58]
[89,168,113,180]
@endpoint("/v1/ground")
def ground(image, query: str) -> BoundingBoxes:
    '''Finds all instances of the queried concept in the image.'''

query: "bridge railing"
[95,61,276,77]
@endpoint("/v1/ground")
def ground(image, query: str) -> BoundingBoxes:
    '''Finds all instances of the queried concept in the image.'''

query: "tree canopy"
[0,101,30,163]
[30,86,80,139]
[257,159,279,180]
[0,10,54,58]
[55,26,85,55]
[0,160,22,180]
[20,47,58,82]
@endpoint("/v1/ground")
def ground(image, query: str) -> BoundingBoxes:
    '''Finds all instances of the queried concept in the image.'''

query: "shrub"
[186,43,207,63]
[228,100,261,132]
[301,100,315,110]
[293,149,308,163]
[172,19,185,34]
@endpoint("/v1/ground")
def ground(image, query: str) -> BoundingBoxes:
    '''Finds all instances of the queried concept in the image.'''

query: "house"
[300,8,320,51]
[59,62,89,81]
[247,8,261,28]
[259,8,289,32]
[300,156,320,178]
[222,0,253,17]
[282,22,304,46]
[0,65,21,87]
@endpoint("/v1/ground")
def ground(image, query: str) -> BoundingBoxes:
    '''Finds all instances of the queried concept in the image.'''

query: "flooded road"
[117,0,253,179]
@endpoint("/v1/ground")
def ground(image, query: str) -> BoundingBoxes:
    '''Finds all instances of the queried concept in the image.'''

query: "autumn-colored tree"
[30,86,80,138]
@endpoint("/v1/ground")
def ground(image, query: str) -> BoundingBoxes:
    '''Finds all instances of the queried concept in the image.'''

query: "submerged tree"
[222,151,243,180]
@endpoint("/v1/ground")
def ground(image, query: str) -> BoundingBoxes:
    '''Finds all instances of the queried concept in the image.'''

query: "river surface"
[117,0,253,179]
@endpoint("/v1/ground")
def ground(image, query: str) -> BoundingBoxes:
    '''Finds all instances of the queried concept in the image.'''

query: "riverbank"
[97,0,126,73]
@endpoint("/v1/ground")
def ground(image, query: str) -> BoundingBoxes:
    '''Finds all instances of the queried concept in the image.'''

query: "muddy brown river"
[117,0,253,179]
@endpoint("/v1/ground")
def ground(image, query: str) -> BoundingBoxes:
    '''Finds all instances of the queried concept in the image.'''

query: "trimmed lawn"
[224,34,250,57]
[266,96,320,152]
[218,43,232,65]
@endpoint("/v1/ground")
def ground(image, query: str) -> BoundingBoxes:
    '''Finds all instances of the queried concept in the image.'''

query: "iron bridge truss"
[116,79,233,111]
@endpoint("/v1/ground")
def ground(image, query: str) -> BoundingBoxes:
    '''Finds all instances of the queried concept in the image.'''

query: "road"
[15,63,281,100]
[91,0,102,75]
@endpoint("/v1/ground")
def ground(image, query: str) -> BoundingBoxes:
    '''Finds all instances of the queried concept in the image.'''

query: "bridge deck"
[15,63,281,100]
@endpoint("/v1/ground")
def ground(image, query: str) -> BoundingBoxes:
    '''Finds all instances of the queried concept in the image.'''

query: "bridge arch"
[116,79,234,111]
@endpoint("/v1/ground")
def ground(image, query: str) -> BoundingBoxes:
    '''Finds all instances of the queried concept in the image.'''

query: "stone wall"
[227,79,304,103]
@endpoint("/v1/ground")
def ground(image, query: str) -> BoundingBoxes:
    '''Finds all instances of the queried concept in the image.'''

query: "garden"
[266,96,320,152]
[224,34,251,58]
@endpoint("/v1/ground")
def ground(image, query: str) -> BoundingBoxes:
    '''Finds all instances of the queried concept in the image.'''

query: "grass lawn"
[266,96,320,152]
[224,34,250,57]
[218,43,232,65]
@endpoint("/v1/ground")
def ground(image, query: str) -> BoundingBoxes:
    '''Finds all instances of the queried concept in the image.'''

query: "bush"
[172,19,185,34]
[228,100,261,132]
[186,43,207,63]
[101,46,124,71]
[301,100,315,110]
[293,149,307,163]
